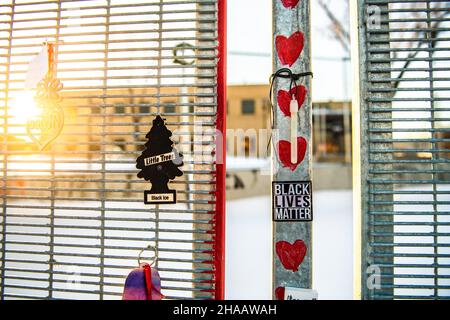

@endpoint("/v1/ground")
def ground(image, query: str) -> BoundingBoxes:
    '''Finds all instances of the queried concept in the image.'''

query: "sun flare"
[8,90,41,141]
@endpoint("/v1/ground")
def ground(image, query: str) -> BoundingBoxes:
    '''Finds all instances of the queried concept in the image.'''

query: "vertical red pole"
[215,0,227,300]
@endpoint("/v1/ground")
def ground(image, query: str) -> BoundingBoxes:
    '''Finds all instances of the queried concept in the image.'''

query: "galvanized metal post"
[272,0,313,299]
[352,0,393,300]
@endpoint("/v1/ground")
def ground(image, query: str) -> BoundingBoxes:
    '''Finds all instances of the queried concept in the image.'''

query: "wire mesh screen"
[360,0,450,299]
[0,0,224,300]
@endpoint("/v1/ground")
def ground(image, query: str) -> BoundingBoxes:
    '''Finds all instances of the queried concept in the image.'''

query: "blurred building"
[10,85,353,165]
[226,84,352,165]
[5,84,354,198]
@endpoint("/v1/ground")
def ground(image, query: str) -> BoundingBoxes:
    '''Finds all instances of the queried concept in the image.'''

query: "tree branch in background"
[393,10,450,89]
[318,0,350,53]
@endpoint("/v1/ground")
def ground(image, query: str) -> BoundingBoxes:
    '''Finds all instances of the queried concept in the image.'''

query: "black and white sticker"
[272,181,313,222]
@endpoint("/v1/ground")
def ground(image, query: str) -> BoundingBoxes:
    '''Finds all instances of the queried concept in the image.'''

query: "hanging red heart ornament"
[276,32,304,67]
[277,85,307,117]
[277,137,307,171]
[276,240,307,272]
[275,287,285,300]
[280,0,300,9]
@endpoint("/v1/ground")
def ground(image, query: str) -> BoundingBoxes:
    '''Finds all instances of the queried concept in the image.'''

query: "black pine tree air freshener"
[136,115,183,204]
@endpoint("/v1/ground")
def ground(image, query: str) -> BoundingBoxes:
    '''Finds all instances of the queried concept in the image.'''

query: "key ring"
[138,245,158,267]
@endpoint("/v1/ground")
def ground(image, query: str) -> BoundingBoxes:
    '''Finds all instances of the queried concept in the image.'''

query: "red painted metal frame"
[214,0,227,300]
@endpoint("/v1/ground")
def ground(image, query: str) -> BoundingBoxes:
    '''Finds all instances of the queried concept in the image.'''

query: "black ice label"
[272,181,313,222]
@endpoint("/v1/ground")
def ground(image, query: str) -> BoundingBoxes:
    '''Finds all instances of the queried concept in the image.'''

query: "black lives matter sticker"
[272,181,313,222]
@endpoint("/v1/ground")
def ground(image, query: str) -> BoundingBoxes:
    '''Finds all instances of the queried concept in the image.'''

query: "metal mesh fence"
[359,0,450,299]
[0,0,224,300]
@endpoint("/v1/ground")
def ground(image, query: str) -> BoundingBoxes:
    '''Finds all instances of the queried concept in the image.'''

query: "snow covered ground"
[225,190,353,300]
[6,187,448,299]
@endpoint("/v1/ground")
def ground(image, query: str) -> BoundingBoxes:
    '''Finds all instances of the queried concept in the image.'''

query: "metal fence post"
[272,0,313,299]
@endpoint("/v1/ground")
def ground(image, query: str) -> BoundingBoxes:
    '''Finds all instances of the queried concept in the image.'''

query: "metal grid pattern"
[358,0,450,299]
[0,0,224,300]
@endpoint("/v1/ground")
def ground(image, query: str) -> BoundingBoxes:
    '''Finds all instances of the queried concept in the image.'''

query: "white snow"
[225,190,353,300]
[6,186,449,299]
[225,186,450,300]
[225,196,273,300]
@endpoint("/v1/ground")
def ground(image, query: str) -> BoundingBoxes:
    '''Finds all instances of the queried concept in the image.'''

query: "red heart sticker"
[275,287,285,300]
[276,240,307,272]
[276,32,304,67]
[277,137,307,171]
[277,85,307,117]
[281,0,300,9]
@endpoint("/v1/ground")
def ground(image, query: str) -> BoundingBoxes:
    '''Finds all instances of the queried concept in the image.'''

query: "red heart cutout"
[277,85,307,117]
[277,137,307,171]
[276,32,304,67]
[276,240,307,272]
[275,287,285,300]
[281,0,300,8]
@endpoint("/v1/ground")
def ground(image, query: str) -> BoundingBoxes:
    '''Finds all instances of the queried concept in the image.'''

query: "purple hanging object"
[122,263,164,300]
